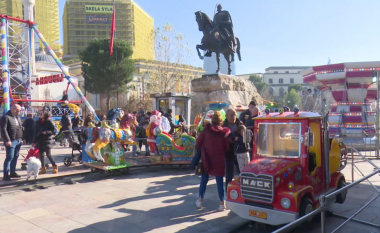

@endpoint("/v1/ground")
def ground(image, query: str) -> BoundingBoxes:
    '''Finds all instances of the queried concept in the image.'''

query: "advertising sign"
[86,15,110,24]
[85,5,113,13]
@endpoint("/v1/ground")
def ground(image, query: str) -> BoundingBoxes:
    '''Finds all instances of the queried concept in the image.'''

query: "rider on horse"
[204,4,236,57]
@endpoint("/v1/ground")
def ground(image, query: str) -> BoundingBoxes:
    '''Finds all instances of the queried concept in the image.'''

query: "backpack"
[145,123,152,137]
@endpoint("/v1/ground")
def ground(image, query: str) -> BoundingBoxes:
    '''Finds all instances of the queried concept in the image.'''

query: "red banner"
[35,74,65,85]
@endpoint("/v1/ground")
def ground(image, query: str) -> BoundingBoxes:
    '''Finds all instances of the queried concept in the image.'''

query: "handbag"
[194,147,205,175]
[190,147,201,169]
[195,158,204,175]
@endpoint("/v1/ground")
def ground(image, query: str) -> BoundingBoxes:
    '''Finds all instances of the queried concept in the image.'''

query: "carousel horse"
[119,113,139,148]
[91,114,138,163]
[83,122,101,161]
[106,108,124,128]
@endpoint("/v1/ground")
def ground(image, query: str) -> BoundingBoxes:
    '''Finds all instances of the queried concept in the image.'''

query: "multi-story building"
[262,66,312,97]
[62,0,154,60]
[66,59,205,113]
[0,0,61,54]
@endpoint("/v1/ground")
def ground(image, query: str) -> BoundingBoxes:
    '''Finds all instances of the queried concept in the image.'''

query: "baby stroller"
[63,130,83,166]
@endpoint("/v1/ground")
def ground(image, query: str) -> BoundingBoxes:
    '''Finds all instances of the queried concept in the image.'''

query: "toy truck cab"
[226,111,347,226]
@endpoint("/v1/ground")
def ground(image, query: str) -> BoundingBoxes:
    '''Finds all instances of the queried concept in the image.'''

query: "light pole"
[376,71,379,158]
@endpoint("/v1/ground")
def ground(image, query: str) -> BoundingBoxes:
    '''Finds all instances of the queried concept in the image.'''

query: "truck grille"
[240,173,273,203]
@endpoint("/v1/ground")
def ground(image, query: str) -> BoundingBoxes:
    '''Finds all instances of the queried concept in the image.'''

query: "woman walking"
[33,111,58,174]
[195,111,230,211]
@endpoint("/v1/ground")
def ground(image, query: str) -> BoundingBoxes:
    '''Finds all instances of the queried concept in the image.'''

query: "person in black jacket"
[22,114,35,144]
[33,111,58,174]
[59,111,72,146]
[165,109,179,134]
[71,113,80,130]
[222,108,243,191]
[1,104,24,181]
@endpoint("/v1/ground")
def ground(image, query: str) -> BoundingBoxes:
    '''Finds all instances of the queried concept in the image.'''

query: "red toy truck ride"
[226,111,348,226]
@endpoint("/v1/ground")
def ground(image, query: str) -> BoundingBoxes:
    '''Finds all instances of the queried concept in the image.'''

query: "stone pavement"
[0,167,247,233]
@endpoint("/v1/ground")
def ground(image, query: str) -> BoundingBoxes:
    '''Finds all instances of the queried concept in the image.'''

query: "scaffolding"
[0,15,99,121]
[62,0,154,60]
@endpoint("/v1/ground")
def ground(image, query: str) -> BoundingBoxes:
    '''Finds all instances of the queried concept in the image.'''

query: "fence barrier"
[273,146,380,233]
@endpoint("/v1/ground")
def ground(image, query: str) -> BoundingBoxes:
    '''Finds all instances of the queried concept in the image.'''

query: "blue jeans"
[3,139,22,177]
[199,173,224,202]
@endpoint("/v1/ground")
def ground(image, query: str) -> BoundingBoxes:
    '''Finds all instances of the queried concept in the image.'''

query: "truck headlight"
[281,198,291,209]
[230,190,238,200]
[288,182,294,190]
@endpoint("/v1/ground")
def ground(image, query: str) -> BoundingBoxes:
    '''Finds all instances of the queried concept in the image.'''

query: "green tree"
[80,38,135,111]
[283,89,300,109]
[288,84,303,93]
[147,23,193,94]
[249,75,267,93]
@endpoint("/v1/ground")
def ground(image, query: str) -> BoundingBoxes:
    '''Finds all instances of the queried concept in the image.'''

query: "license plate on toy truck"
[249,210,267,220]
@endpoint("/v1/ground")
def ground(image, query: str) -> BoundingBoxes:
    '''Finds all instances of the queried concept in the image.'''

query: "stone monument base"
[191,74,262,120]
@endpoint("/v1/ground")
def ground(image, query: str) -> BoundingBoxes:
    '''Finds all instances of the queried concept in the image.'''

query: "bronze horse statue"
[195,11,241,75]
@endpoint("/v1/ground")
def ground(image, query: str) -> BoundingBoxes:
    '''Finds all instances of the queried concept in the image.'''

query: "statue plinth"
[190,74,262,120]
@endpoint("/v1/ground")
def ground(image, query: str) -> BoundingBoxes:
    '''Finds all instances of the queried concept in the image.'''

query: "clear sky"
[59,0,380,75]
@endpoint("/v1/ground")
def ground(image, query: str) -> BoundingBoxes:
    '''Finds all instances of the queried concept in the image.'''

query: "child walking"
[234,125,250,171]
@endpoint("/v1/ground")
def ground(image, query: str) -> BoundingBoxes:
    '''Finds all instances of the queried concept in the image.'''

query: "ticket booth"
[150,93,191,125]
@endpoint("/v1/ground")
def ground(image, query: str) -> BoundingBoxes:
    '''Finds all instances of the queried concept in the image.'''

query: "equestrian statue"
[195,4,241,75]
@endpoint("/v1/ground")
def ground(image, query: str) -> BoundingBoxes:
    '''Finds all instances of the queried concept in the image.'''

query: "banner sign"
[85,5,113,13]
[35,74,65,85]
[86,15,110,24]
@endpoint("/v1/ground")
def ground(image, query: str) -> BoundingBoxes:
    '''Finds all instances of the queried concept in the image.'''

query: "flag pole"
[114,0,119,108]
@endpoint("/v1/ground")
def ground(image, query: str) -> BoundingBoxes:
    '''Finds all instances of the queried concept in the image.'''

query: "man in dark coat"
[164,109,179,134]
[1,104,23,181]
[71,113,80,130]
[33,111,58,174]
[239,101,260,126]
[59,111,72,146]
[223,109,243,191]
[23,114,35,144]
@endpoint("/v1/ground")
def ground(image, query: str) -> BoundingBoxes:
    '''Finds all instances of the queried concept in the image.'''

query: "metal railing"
[273,147,380,233]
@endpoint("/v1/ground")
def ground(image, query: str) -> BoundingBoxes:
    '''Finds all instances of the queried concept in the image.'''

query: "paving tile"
[28,213,68,228]
[94,207,132,219]
[23,228,51,233]
[43,219,87,233]
[115,209,152,224]
[110,224,150,233]
[89,218,131,233]
[15,208,53,220]
[138,217,176,231]
[0,220,42,233]
[0,209,10,217]
[67,212,112,225]
[0,214,25,226]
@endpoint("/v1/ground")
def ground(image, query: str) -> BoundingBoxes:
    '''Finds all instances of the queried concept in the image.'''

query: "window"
[274,71,278,74]
[285,71,289,74]
[290,78,294,84]
[269,79,273,84]
[257,123,301,157]
[279,78,283,84]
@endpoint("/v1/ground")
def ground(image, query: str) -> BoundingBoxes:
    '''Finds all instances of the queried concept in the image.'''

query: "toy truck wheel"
[299,197,313,219]
[336,178,347,204]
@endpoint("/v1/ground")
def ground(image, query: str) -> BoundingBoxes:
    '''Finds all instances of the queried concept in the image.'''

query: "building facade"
[0,0,61,54]
[262,66,312,97]
[62,0,154,60]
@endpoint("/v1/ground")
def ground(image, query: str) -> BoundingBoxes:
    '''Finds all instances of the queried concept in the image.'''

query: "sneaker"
[196,199,203,209]
[10,173,21,178]
[2,176,11,181]
[218,204,227,211]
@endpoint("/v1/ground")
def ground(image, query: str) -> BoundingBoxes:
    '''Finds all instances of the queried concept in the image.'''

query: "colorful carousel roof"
[300,61,380,102]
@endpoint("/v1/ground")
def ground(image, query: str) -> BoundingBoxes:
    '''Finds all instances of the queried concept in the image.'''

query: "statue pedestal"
[190,74,262,120]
